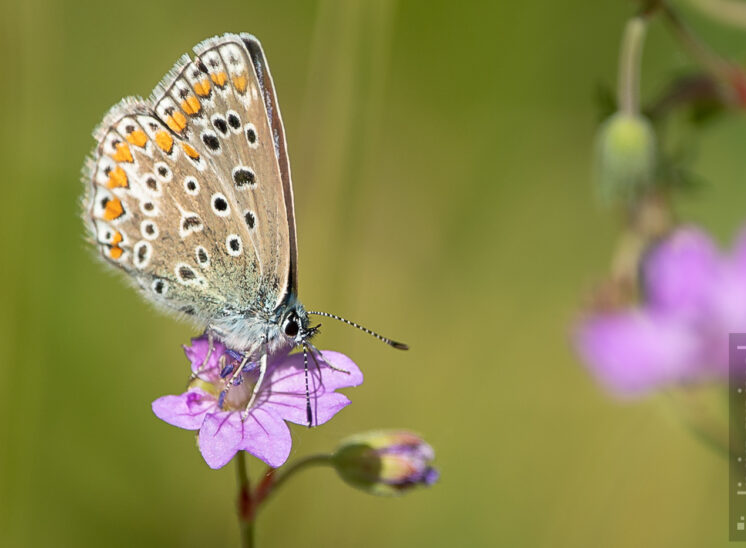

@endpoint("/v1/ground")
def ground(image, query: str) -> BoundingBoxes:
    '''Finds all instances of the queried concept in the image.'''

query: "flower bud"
[595,111,656,202]
[332,430,438,496]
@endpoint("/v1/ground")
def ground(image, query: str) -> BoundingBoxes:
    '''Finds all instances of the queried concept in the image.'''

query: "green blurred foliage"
[0,0,744,546]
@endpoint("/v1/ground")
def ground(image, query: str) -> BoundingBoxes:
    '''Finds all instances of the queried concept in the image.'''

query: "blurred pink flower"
[575,226,746,395]
[153,337,362,469]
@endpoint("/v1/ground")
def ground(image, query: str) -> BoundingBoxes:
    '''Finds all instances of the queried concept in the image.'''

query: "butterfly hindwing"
[83,34,295,328]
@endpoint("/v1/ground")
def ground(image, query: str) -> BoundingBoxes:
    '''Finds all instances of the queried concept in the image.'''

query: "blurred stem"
[253,454,333,512]
[627,189,673,239]
[604,191,672,307]
[618,16,649,115]
[646,72,723,121]
[661,1,733,82]
[236,452,254,548]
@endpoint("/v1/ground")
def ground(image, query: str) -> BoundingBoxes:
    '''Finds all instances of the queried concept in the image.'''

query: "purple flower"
[332,430,438,496]
[152,337,363,469]
[575,225,746,396]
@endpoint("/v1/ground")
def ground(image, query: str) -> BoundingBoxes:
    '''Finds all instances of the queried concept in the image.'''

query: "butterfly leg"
[242,347,268,421]
[298,345,348,428]
[187,331,215,386]
[307,342,350,374]
[302,343,313,428]
[218,352,252,409]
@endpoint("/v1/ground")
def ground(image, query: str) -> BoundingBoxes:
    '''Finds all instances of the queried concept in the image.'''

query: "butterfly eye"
[284,317,299,337]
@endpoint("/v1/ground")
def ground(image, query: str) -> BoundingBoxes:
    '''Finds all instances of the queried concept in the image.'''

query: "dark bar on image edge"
[729,333,746,541]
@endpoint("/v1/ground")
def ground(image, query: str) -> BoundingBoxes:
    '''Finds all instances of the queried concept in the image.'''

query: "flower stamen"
[220,353,252,410]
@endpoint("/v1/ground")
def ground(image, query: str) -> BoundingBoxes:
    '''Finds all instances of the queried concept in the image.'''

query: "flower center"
[190,358,261,412]
[221,369,258,411]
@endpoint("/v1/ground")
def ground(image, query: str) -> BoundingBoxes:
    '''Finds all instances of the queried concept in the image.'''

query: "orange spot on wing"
[109,245,123,259]
[111,231,123,245]
[126,129,148,148]
[181,95,201,115]
[211,71,227,87]
[232,74,248,94]
[182,143,200,160]
[193,78,211,96]
[103,198,124,220]
[111,142,133,163]
[155,130,174,154]
[106,166,128,189]
[165,111,187,133]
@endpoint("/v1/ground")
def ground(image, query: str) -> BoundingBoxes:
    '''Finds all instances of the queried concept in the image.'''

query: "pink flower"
[152,337,363,469]
[575,226,746,395]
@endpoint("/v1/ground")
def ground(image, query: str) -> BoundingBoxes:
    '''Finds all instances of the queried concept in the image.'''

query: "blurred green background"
[2,0,745,546]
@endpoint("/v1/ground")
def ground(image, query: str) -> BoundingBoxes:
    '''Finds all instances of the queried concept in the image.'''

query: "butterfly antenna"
[302,343,313,428]
[307,311,409,350]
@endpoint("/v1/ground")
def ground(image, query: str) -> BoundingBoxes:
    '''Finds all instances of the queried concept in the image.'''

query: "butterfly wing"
[241,36,299,294]
[82,34,297,334]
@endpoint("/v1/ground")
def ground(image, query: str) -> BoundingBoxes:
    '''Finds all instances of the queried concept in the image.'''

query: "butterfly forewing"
[192,36,292,304]
[243,37,299,294]
[83,34,295,331]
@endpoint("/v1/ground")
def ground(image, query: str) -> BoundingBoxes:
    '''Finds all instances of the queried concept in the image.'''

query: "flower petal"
[643,228,720,317]
[184,336,227,375]
[269,351,363,390]
[198,411,245,469]
[268,392,353,427]
[152,390,214,430]
[697,265,746,374]
[261,351,362,426]
[240,407,293,468]
[575,312,700,396]
[197,407,293,469]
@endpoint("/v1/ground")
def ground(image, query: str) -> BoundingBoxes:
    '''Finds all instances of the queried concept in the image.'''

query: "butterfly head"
[280,304,319,347]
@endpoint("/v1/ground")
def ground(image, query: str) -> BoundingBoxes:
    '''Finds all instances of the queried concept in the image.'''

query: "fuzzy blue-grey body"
[209,295,310,355]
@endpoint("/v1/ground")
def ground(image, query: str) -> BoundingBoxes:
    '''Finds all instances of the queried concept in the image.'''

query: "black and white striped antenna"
[307,310,409,350]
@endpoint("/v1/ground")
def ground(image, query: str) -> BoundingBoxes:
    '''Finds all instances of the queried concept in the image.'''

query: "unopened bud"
[595,111,656,202]
[332,430,438,496]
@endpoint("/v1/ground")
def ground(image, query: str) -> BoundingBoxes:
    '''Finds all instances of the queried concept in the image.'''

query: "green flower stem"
[616,2,740,115]
[236,452,254,548]
[618,16,649,115]
[254,454,333,511]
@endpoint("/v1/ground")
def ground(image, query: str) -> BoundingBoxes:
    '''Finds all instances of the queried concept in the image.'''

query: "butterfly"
[82,33,406,425]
